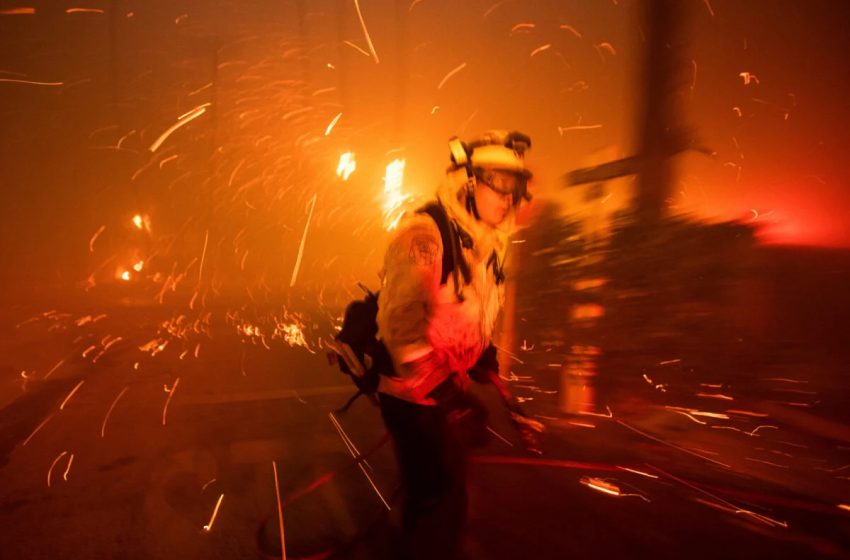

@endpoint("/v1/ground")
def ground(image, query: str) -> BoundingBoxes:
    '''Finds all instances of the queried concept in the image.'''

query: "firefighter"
[376,131,542,558]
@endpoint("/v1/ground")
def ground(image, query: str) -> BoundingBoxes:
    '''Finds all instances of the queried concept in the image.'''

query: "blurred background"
[1,1,849,558]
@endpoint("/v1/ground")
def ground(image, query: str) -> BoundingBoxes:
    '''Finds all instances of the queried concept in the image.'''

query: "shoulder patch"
[408,234,439,267]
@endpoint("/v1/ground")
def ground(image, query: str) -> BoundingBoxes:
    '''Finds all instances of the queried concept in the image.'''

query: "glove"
[506,398,545,455]
[469,344,499,384]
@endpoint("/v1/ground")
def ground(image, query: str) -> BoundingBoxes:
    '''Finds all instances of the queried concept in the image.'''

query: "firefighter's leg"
[380,394,467,559]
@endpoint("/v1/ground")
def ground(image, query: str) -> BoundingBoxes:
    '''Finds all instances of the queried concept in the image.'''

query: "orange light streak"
[530,44,551,57]
[102,336,122,351]
[89,225,105,252]
[747,425,778,436]
[329,412,390,510]
[63,453,74,481]
[47,451,68,487]
[148,103,210,153]
[486,426,514,447]
[59,380,85,410]
[324,112,342,136]
[745,457,789,469]
[162,378,180,426]
[578,406,613,418]
[203,494,225,532]
[665,406,729,420]
[559,24,582,38]
[100,386,129,438]
[0,7,36,15]
[617,466,659,479]
[581,477,620,497]
[696,392,734,401]
[23,413,56,446]
[437,62,467,90]
[483,0,511,18]
[557,124,602,135]
[342,40,371,58]
[672,411,706,425]
[839,504,850,513]
[652,465,787,527]
[159,154,179,168]
[272,462,288,560]
[352,0,380,63]
[596,42,617,56]
[43,358,65,380]
[290,193,317,287]
[616,420,731,468]
[726,409,769,418]
[197,229,209,287]
[0,78,62,86]
[510,22,535,34]
[66,8,104,14]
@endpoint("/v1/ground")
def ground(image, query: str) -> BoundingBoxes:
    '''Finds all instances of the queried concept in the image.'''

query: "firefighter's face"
[474,170,517,226]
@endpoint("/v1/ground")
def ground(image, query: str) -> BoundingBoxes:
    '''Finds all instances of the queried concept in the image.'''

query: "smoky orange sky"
[0,0,848,296]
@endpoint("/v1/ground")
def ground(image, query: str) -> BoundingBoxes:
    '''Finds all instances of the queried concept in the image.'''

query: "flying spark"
[47,451,68,487]
[59,380,85,410]
[437,62,467,90]
[352,0,380,63]
[162,378,181,426]
[148,103,211,153]
[290,193,318,287]
[100,386,130,438]
[272,462,288,560]
[324,112,342,136]
[203,494,225,532]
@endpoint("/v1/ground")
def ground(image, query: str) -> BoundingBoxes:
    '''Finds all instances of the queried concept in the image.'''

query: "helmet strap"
[465,179,481,220]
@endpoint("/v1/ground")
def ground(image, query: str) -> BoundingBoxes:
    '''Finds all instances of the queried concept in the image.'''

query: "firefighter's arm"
[376,219,452,400]
[469,343,544,452]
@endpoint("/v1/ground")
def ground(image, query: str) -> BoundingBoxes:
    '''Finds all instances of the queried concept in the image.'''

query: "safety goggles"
[473,168,530,204]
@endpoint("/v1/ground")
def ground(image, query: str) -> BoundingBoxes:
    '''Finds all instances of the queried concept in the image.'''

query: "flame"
[120,270,131,281]
[281,322,307,348]
[336,152,356,180]
[133,260,144,272]
[132,213,151,231]
[382,159,410,231]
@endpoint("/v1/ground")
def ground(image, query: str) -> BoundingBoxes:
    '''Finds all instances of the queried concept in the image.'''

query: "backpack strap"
[417,202,471,300]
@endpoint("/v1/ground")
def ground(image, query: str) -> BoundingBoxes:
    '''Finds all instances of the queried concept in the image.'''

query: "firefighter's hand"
[469,344,498,384]
[507,401,545,455]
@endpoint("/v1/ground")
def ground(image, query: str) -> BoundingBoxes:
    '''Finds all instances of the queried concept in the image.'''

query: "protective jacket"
[376,169,516,405]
